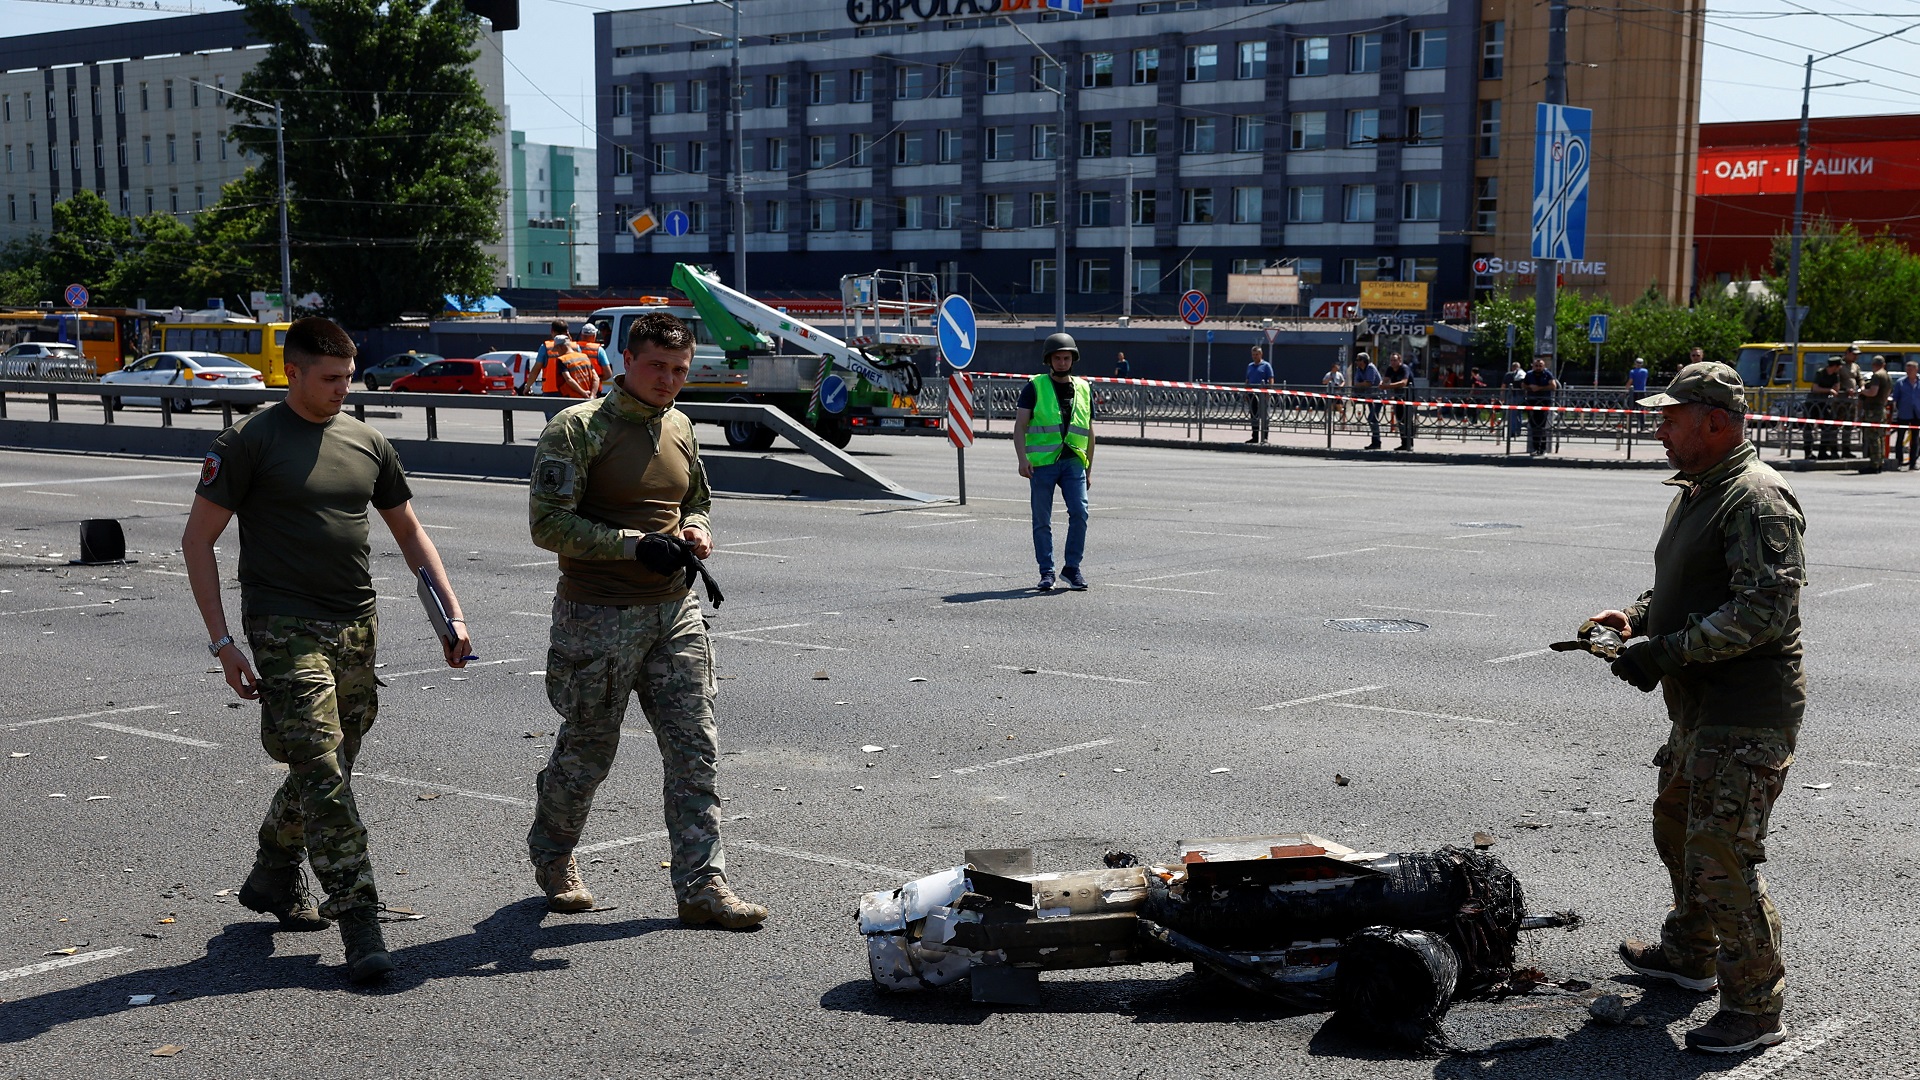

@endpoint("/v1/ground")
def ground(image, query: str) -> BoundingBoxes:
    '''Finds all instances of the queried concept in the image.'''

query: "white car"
[476,349,540,394]
[101,351,265,411]
[0,340,89,378]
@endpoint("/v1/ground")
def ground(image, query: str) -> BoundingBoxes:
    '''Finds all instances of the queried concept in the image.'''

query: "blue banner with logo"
[1531,103,1591,262]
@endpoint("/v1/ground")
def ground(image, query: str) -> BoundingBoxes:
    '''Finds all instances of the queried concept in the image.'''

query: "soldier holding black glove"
[1583,362,1806,1055]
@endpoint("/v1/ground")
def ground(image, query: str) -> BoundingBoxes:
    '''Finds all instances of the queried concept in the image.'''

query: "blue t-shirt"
[1246,361,1274,386]
[1630,366,1650,393]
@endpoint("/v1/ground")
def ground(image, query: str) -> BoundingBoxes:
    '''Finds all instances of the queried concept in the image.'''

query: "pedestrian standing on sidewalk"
[1504,360,1527,437]
[1859,354,1893,474]
[1837,346,1863,458]
[1014,333,1094,592]
[1524,356,1558,456]
[1383,351,1415,452]
[1893,360,1920,470]
[1245,345,1275,443]
[1321,358,1346,421]
[1355,352,1383,449]
[1113,351,1130,378]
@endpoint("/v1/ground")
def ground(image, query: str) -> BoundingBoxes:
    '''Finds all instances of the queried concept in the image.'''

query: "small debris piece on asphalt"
[416,792,443,801]
[1333,774,1350,786]
[909,677,928,682]
[1557,979,1591,992]
[813,671,830,680]
[1210,768,1231,774]
[150,1045,183,1057]
[46,948,78,956]
[214,889,232,897]
[861,745,884,753]
[1587,994,1629,1025]
[157,917,174,924]
[1515,821,1549,830]
[1472,832,1496,849]
[87,795,111,801]
[8,752,27,758]
[1803,782,1833,790]
[129,995,156,1005]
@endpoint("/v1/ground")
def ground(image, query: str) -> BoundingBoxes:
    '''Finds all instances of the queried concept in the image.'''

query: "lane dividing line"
[132,500,189,508]
[722,537,815,547]
[511,560,556,568]
[25,490,78,497]
[355,772,533,807]
[711,549,793,559]
[991,665,1147,685]
[0,947,134,983]
[1486,648,1554,664]
[902,518,977,530]
[0,471,197,489]
[0,602,119,616]
[144,569,189,577]
[1130,569,1225,583]
[509,611,550,618]
[1106,583,1220,595]
[1566,523,1624,530]
[715,635,849,651]
[713,623,815,636]
[900,566,994,576]
[1355,603,1499,618]
[4,704,165,732]
[1302,548,1375,560]
[382,658,527,680]
[951,738,1116,776]
[87,722,220,749]
[1717,1016,1861,1080]
[1176,530,1269,539]
[577,830,672,855]
[1258,685,1382,711]
[1327,702,1518,727]
[734,840,917,881]
[1815,582,1875,598]
[1837,758,1920,776]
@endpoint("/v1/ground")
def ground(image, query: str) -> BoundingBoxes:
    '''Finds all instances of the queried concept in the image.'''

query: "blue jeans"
[1029,457,1088,572]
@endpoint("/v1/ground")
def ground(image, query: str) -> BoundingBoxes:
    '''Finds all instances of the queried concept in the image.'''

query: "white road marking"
[1107,582,1221,594]
[1176,530,1269,539]
[4,704,164,731]
[1130,569,1224,583]
[1486,648,1554,664]
[950,738,1116,776]
[509,611,550,618]
[1327,702,1517,727]
[25,490,78,497]
[577,830,672,855]
[991,665,1146,685]
[87,722,220,749]
[1302,548,1375,560]
[900,566,994,576]
[1566,522,1624,530]
[713,623,814,636]
[0,946,134,983]
[132,500,188,508]
[0,602,117,616]
[715,635,848,651]
[511,560,556,568]
[0,471,196,489]
[1356,602,1498,618]
[1814,582,1875,598]
[1444,533,1510,541]
[144,569,189,577]
[734,840,916,881]
[355,772,532,806]
[1837,758,1920,776]
[722,537,814,547]
[382,658,525,679]
[1257,685,1383,711]
[902,518,977,529]
[420,524,459,530]
[1717,1016,1860,1080]
[711,549,792,558]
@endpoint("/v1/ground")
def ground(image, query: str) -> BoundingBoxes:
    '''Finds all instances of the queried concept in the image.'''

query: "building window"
[1132,258,1160,295]
[1232,186,1262,224]
[651,142,677,171]
[1343,184,1376,222]
[166,134,176,164]
[851,68,872,102]
[614,146,633,175]
[25,144,34,171]
[898,194,924,229]
[1237,41,1266,80]
[1079,258,1111,293]
[1289,112,1326,151]
[766,137,787,170]
[1181,187,1214,224]
[1407,106,1444,145]
[29,193,37,221]
[1178,259,1213,293]
[1130,188,1156,225]
[850,133,871,166]
[1132,47,1159,84]
[1030,191,1058,227]
[1231,258,1266,276]
[612,84,629,116]
[688,79,708,112]
[117,140,126,167]
[1080,121,1111,159]
[765,200,787,231]
[1475,175,1497,232]
[189,80,200,108]
[115,85,125,114]
[937,62,961,97]
[1129,118,1157,156]
[1,95,8,123]
[1402,181,1440,220]
[1184,44,1217,82]
[937,194,961,229]
[894,65,924,99]
[1081,52,1114,88]
[144,189,153,214]
[810,135,837,169]
[851,197,872,230]
[1031,57,1063,92]
[1292,257,1322,284]
[91,85,101,116]
[984,126,1011,161]
[688,141,708,172]
[1347,108,1378,147]
[651,82,676,114]
[1400,256,1440,283]
[938,127,962,163]
[765,74,788,108]
[984,193,1013,229]
[1478,99,1501,157]
[141,136,151,165]
[1341,258,1382,284]
[1482,21,1505,79]
[1287,185,1324,223]
[1349,32,1382,74]
[138,83,148,112]
[1031,123,1057,161]
[1031,258,1056,295]
[193,133,203,163]
[810,72,835,105]
[195,186,205,211]
[1181,117,1216,155]
[4,194,11,222]
[938,260,960,293]
[1292,36,1329,77]
[169,188,178,213]
[218,131,227,160]
[986,59,1013,94]
[1233,115,1264,152]
[1078,190,1111,227]
[894,130,923,166]
[94,142,103,169]
[811,199,837,231]
[1409,28,1448,69]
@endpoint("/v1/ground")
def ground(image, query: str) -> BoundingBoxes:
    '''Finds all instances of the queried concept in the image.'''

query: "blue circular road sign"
[663,210,691,237]
[936,294,978,369]
[64,283,89,309]
[818,373,849,414]
[1180,289,1209,326]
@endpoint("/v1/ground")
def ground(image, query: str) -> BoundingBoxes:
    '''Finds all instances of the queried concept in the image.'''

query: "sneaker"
[1060,566,1088,591]
[534,855,595,913]
[1685,1010,1786,1053]
[678,879,768,930]
[1036,570,1056,592]
[337,908,394,984]
[1364,442,1382,450]
[1618,939,1717,991]
[237,864,331,932]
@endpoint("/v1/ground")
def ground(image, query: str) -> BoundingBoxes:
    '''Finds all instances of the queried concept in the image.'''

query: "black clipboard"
[416,567,458,647]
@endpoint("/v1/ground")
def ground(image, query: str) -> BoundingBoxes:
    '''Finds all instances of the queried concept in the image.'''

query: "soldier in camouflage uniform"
[525,311,766,929]
[183,317,474,984]
[1587,362,1805,1054]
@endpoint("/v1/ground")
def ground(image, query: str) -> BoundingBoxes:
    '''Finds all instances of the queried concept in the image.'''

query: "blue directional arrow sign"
[937,294,978,370]
[818,373,849,414]
[1587,313,1609,344]
[663,209,691,237]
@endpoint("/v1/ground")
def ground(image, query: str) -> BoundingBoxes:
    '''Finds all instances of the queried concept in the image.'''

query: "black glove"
[1610,638,1679,692]
[633,533,725,608]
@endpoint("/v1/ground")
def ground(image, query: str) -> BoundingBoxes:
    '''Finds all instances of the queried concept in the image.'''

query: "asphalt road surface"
[1,433,1914,1079]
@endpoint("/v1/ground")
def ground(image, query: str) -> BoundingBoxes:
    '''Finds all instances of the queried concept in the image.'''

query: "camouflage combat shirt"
[528,376,711,607]
[1624,441,1807,728]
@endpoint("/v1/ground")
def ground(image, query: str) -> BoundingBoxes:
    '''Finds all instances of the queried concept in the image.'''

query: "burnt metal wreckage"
[857,833,1580,1054]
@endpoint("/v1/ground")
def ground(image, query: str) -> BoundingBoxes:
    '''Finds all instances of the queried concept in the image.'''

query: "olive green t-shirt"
[195,402,413,621]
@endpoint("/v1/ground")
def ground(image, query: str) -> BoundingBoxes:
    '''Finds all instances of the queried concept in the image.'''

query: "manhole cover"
[1452,522,1522,529]
[1325,618,1429,633]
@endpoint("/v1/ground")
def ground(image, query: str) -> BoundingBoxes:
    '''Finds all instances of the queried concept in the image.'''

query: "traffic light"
[463,0,518,31]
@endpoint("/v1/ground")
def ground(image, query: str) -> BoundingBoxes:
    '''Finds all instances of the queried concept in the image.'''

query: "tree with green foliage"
[234,0,502,328]
[1765,220,1920,343]
[0,237,51,308]
[1470,286,1749,384]
[41,190,132,296]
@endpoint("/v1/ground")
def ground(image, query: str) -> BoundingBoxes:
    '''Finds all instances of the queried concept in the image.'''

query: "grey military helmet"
[1042,332,1080,365]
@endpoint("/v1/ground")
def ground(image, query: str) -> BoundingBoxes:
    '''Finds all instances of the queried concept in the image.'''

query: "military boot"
[237,864,330,932]
[535,855,595,913]
[678,878,768,930]
[1686,1010,1786,1053]
[1618,939,1716,991]
[337,909,394,984]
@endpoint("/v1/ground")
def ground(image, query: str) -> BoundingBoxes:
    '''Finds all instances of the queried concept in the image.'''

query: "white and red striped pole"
[947,371,974,504]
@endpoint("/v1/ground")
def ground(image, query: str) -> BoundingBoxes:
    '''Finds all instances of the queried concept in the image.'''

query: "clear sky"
[7,0,1919,150]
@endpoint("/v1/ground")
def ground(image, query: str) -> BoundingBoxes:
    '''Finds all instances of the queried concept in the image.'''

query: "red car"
[389,358,515,394]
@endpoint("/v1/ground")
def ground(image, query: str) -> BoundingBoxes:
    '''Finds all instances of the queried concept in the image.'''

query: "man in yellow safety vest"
[1012,332,1094,592]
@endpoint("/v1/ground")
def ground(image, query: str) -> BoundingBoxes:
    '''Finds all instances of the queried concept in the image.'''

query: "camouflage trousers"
[529,593,724,900]
[1652,721,1796,1017]
[243,613,382,919]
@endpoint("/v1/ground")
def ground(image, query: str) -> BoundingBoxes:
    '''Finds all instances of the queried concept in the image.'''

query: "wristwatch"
[207,634,234,657]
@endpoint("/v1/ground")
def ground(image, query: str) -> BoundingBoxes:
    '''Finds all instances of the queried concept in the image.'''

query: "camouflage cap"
[1636,361,1747,414]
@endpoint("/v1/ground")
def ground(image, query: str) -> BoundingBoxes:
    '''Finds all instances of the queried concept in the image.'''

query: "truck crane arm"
[671,263,920,396]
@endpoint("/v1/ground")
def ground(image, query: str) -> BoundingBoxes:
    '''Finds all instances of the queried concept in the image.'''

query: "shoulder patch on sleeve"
[534,456,576,498]
[1759,514,1796,561]
[199,452,222,487]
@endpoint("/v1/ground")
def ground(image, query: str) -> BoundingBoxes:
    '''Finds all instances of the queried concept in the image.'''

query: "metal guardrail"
[0,357,95,381]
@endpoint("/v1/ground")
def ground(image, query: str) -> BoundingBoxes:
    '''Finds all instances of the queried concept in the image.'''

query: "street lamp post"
[684,2,749,290]
[1000,16,1068,331]
[200,81,291,318]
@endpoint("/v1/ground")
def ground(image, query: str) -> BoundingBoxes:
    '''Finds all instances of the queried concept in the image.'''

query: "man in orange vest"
[577,323,612,383]
[542,332,600,398]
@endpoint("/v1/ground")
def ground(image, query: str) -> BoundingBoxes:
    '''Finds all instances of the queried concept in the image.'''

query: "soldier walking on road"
[182,317,473,984]
[525,312,765,929]
[1586,362,1806,1054]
